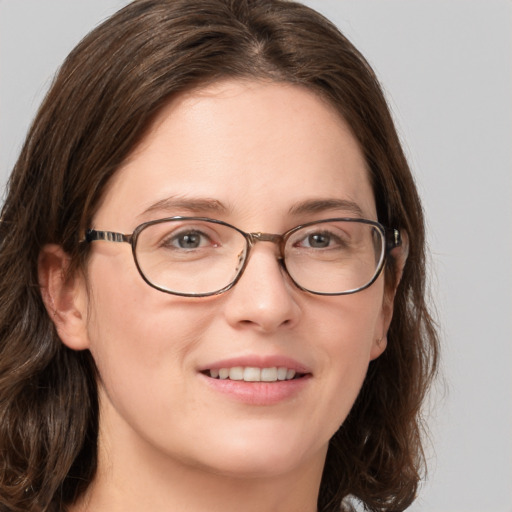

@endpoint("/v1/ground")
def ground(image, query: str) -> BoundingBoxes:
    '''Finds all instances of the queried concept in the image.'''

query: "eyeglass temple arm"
[386,228,402,252]
[85,229,133,244]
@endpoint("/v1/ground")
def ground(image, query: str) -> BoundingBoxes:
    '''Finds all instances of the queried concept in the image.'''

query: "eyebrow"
[138,196,230,219]
[138,196,365,220]
[287,198,365,217]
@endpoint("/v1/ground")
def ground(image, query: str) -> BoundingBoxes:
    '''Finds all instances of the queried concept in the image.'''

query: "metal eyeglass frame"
[84,216,402,297]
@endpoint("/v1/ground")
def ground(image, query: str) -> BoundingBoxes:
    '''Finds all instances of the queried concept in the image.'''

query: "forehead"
[94,80,376,229]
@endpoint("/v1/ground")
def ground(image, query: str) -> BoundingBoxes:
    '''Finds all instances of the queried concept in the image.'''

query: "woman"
[0,1,439,511]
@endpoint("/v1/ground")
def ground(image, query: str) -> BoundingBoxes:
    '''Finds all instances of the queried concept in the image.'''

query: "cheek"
[308,286,385,426]
[84,281,227,466]
[84,255,218,413]
[314,283,385,358]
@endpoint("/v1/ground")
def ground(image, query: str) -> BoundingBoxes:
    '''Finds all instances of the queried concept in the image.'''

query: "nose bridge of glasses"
[248,232,283,244]
[244,232,286,263]
[247,231,285,253]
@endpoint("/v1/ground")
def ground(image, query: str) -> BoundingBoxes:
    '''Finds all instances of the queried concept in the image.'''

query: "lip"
[197,355,312,406]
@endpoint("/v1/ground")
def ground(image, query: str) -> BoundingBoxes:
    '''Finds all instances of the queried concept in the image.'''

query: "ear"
[38,244,90,350]
[370,230,409,360]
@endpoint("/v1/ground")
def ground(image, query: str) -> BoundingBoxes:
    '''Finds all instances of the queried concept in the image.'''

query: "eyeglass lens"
[133,218,385,296]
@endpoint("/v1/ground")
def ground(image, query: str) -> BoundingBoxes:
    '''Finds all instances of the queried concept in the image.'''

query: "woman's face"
[76,80,391,479]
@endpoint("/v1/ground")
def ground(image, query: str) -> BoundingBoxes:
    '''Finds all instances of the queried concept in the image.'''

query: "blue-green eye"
[295,230,344,249]
[162,229,215,250]
[175,232,203,249]
[306,233,331,248]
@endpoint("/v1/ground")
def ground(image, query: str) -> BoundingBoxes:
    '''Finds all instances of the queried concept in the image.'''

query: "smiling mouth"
[203,367,306,382]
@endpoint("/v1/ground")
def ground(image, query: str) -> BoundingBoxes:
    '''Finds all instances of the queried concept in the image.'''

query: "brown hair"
[0,1,439,510]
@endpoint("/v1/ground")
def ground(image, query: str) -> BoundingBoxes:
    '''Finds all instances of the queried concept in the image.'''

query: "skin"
[39,80,399,512]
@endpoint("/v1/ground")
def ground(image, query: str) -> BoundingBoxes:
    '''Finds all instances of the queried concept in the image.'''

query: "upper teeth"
[209,367,296,382]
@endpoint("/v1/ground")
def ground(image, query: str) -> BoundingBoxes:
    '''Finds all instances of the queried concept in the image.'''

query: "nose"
[222,243,301,333]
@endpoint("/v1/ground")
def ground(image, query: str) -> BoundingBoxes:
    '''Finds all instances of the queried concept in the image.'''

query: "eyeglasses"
[85,217,401,297]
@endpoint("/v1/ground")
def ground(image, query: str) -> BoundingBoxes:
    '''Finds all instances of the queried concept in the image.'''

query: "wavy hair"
[0,1,439,510]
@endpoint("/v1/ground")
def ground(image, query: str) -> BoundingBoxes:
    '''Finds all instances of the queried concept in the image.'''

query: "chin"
[189,427,328,479]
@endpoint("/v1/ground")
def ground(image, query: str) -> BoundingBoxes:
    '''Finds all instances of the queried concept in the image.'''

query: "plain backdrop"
[1,1,511,511]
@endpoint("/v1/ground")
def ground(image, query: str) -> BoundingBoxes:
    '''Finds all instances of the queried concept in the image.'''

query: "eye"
[295,230,344,249]
[164,229,216,250]
[305,232,331,248]
[176,231,204,249]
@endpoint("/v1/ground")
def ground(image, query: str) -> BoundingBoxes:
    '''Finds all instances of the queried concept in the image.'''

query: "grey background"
[1,1,511,511]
